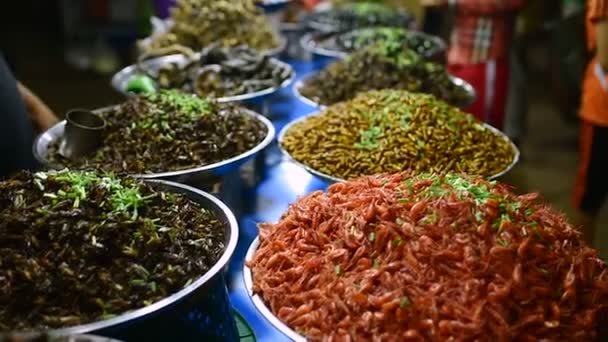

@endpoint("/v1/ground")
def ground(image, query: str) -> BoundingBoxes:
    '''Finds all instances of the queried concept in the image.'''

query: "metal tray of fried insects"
[111,54,295,104]
[33,106,276,185]
[292,73,477,110]
[2,180,240,341]
[277,113,520,185]
[299,30,447,69]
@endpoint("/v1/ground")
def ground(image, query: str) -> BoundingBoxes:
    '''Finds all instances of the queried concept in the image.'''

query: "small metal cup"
[59,109,106,160]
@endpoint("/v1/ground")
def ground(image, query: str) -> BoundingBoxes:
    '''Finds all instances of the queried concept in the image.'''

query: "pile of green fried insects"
[330,27,442,59]
[49,90,268,174]
[281,89,515,180]
[0,170,225,330]
[299,40,469,106]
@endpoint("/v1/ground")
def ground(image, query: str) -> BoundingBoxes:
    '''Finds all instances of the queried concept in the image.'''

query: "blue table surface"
[227,59,328,342]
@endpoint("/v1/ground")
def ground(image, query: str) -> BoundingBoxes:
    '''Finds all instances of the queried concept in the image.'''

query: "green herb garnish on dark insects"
[48,90,268,174]
[0,170,226,331]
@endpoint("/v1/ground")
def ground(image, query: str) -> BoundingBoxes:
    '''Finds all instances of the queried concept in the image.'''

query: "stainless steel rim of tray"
[277,113,521,184]
[5,180,239,337]
[292,79,326,109]
[111,55,295,103]
[293,73,477,109]
[33,106,276,180]
[299,32,347,60]
[299,30,447,61]
[244,237,306,342]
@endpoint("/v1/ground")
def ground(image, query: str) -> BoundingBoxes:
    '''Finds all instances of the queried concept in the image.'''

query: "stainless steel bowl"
[111,54,295,103]
[244,237,306,342]
[278,113,520,184]
[300,30,447,69]
[293,73,477,109]
[33,107,275,184]
[292,79,325,109]
[3,180,240,341]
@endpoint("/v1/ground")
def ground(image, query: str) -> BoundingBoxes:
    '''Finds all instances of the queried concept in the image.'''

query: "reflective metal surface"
[111,54,295,104]
[33,107,276,184]
[292,78,325,109]
[243,238,306,342]
[277,113,520,183]
[58,109,106,160]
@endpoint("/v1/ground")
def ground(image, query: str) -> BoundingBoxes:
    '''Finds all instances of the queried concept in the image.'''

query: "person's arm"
[597,20,608,70]
[421,0,524,15]
[16,82,58,131]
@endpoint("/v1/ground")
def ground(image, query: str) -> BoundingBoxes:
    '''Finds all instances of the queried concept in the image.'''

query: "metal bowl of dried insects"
[0,172,240,341]
[111,50,295,105]
[300,28,447,70]
[33,94,275,184]
[293,71,477,109]
[278,91,519,184]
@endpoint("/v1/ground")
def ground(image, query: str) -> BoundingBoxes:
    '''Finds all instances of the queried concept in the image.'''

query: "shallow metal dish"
[33,107,275,184]
[3,180,239,341]
[244,237,306,342]
[111,54,295,103]
[292,79,325,109]
[293,73,477,109]
[278,113,520,184]
[300,29,447,69]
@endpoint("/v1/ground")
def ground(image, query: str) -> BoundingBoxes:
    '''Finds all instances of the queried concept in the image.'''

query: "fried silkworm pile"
[281,90,515,180]
[48,90,267,174]
[326,27,444,59]
[140,0,279,59]
[248,172,608,341]
[0,170,226,330]
[144,45,292,98]
[299,40,470,106]
[306,2,415,33]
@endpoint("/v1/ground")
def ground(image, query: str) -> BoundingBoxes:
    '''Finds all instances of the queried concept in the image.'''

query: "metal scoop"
[58,109,106,160]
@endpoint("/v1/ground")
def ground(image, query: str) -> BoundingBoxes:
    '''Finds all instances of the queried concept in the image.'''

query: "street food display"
[140,0,280,59]
[248,172,608,340]
[0,170,227,330]
[281,90,516,181]
[47,91,269,175]
[299,41,472,106]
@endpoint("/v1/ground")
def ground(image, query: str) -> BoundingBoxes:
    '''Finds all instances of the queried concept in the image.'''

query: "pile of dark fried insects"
[0,170,225,330]
[49,90,268,174]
